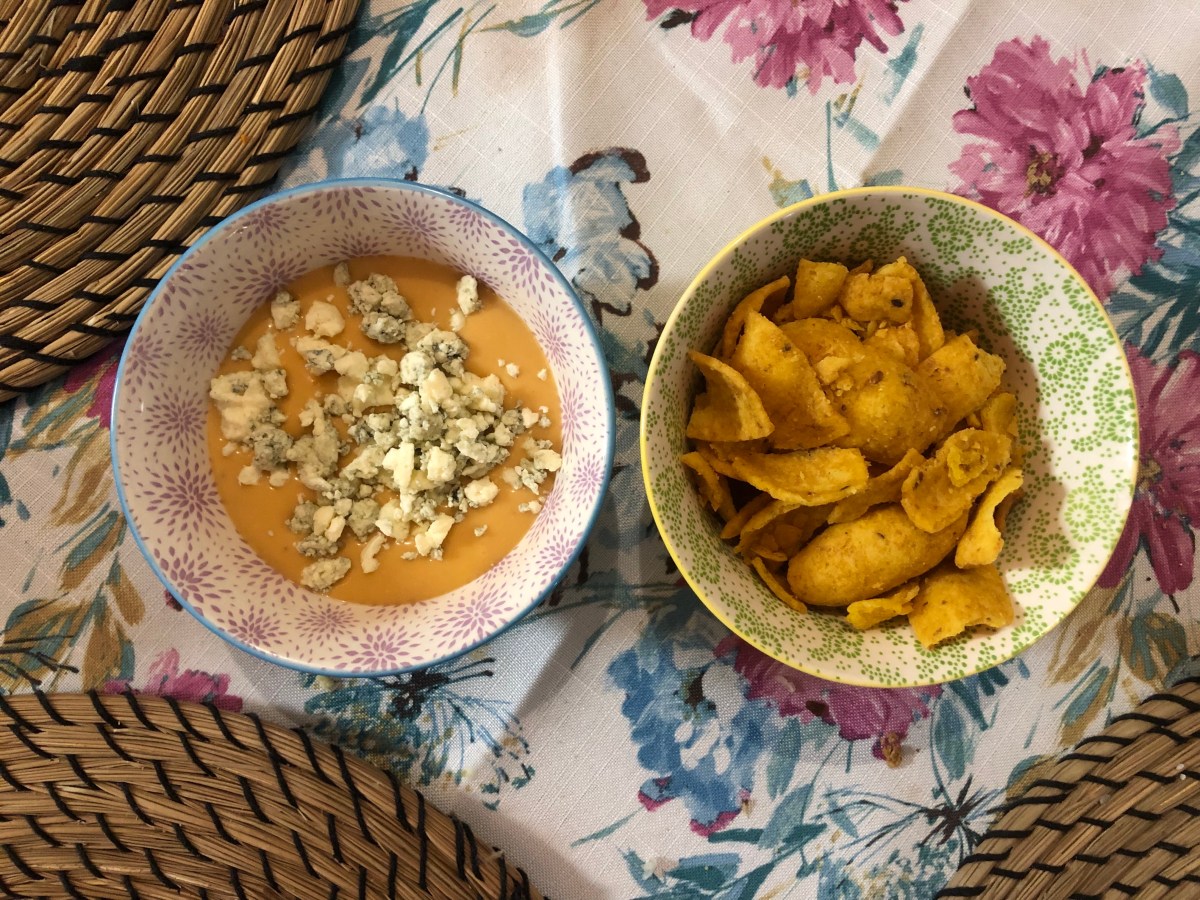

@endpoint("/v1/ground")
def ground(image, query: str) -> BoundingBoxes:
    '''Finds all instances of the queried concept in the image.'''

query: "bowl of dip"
[111,179,615,675]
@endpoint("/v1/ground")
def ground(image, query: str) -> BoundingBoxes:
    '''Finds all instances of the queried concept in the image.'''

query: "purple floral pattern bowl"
[111,179,615,675]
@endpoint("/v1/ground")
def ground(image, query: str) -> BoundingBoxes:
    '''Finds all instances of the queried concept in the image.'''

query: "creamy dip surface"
[206,256,562,605]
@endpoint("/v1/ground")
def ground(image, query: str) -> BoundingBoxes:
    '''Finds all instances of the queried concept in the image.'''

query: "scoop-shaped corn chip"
[956,466,1024,567]
[732,312,850,449]
[980,391,1019,439]
[909,273,945,360]
[864,323,921,368]
[686,350,774,442]
[918,335,1006,442]
[681,451,736,520]
[735,498,801,554]
[828,449,924,525]
[780,317,863,366]
[731,447,868,506]
[773,523,806,558]
[787,504,968,607]
[789,260,849,320]
[774,505,830,557]
[694,441,741,479]
[751,557,807,613]
[752,545,788,563]
[741,503,827,560]
[719,492,775,541]
[720,276,791,359]
[901,429,1012,533]
[908,562,1014,649]
[821,347,942,465]
[839,271,914,325]
[846,582,920,630]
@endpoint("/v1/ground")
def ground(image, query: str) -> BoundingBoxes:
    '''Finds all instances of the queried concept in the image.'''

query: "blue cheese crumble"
[210,266,561,592]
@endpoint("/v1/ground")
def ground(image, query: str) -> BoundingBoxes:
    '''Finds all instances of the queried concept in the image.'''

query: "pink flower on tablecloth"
[951,38,1179,298]
[717,636,940,759]
[1100,347,1200,595]
[104,649,243,712]
[62,342,122,429]
[645,0,909,92]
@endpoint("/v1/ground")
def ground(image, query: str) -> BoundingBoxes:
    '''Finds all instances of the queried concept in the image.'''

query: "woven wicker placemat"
[0,692,542,899]
[0,0,359,401]
[939,674,1200,899]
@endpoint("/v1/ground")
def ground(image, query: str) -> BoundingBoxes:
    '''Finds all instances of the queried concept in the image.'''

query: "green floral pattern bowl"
[640,186,1138,687]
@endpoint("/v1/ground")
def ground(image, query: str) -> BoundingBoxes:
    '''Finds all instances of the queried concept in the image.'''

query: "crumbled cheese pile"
[209,265,561,593]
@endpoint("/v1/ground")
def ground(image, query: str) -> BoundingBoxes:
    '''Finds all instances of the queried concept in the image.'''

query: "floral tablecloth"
[3,1,1200,896]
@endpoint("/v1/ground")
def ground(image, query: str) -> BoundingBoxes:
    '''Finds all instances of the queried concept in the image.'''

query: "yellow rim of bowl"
[639,184,1140,687]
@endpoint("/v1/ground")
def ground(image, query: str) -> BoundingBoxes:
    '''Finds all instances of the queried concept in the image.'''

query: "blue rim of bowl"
[640,184,1139,686]
[110,176,617,677]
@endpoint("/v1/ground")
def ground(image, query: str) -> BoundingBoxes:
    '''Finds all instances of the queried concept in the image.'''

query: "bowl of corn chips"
[641,186,1137,687]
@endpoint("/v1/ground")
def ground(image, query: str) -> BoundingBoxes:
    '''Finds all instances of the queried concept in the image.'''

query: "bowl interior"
[643,187,1137,687]
[112,180,613,675]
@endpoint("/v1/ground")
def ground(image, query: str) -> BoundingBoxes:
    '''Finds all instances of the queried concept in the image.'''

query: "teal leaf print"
[832,100,880,151]
[1125,609,1187,683]
[484,0,603,36]
[883,23,924,104]
[769,177,814,207]
[1058,659,1113,729]
[1148,66,1189,121]
[765,719,803,798]
[864,168,904,186]
[931,696,969,781]
[1167,654,1200,686]
[759,784,823,849]
[627,851,743,897]
[60,509,122,578]
[944,661,1024,731]
[360,1,454,107]
[763,158,814,208]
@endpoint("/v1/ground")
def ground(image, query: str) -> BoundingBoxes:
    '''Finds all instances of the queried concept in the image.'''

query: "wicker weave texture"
[0,692,542,900]
[0,0,358,401]
[940,676,1200,899]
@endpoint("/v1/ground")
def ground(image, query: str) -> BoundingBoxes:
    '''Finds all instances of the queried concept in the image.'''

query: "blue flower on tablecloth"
[523,149,658,323]
[608,591,778,835]
[318,104,430,181]
[607,588,953,838]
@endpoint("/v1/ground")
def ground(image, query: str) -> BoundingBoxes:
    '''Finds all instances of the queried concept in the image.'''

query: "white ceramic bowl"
[641,186,1137,687]
[112,179,614,675]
